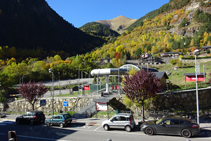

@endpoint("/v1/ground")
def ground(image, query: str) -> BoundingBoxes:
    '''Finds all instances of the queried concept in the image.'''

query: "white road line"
[94,125,102,131]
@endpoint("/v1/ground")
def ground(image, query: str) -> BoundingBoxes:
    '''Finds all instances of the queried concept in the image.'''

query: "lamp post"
[194,49,200,125]
[21,73,29,84]
[49,68,54,116]
[78,62,85,96]
[118,68,119,95]
[58,72,61,95]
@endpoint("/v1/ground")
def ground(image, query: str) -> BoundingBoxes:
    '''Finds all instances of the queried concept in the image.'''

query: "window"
[111,116,119,121]
[171,120,184,125]
[119,116,126,121]
[171,120,180,125]
[53,116,58,119]
[163,120,170,125]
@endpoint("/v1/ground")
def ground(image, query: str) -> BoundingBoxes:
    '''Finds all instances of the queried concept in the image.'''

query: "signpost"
[63,101,67,113]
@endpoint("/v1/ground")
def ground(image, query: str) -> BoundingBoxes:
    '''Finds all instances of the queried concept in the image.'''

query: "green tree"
[0,90,6,103]
[134,48,142,59]
[54,54,62,61]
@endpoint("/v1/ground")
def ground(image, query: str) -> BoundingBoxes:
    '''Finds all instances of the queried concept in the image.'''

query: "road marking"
[94,125,102,131]
[18,135,70,141]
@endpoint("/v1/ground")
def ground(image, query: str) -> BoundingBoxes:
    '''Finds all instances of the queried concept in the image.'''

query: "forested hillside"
[80,22,120,42]
[0,0,105,61]
[88,0,211,67]
[2,0,211,87]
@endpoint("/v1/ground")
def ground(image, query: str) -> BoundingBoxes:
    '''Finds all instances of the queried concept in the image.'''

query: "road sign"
[63,101,67,107]
[40,100,46,107]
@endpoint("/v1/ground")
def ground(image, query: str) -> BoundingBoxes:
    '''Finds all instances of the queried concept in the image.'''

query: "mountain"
[80,22,120,41]
[0,0,105,59]
[89,0,211,61]
[127,0,192,32]
[96,15,137,34]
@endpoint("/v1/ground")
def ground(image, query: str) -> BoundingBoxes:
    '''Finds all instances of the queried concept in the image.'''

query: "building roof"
[163,52,181,54]
[201,46,211,49]
[184,73,206,76]
[153,72,169,79]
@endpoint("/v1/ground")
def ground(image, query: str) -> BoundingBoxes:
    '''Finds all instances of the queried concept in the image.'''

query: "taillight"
[192,125,199,128]
[129,117,132,124]
[64,120,66,122]
[34,116,37,118]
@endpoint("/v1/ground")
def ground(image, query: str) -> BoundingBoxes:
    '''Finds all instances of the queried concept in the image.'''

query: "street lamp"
[194,49,200,125]
[58,72,61,95]
[118,68,119,95]
[21,72,29,84]
[49,68,54,116]
[78,62,85,96]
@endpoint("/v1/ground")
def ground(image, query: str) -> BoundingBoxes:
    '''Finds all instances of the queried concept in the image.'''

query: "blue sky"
[45,0,170,28]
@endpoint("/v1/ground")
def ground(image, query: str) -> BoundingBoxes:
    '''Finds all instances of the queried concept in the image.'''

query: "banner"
[185,75,205,82]
[96,102,108,111]
[84,85,89,90]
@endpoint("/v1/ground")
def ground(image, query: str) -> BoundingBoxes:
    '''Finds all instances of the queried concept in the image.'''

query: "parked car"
[140,117,200,138]
[16,111,45,125]
[102,113,135,132]
[45,113,72,128]
[0,113,6,118]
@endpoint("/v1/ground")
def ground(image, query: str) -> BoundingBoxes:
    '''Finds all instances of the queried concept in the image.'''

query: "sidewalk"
[1,114,211,131]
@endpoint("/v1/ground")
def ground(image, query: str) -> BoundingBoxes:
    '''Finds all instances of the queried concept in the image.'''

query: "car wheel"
[59,123,64,128]
[181,129,191,138]
[30,120,34,126]
[104,124,109,131]
[125,126,132,132]
[145,127,154,135]
[16,120,20,125]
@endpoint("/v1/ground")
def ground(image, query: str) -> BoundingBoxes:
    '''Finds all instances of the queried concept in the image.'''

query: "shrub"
[170,59,176,65]
[206,50,210,54]
[176,59,182,68]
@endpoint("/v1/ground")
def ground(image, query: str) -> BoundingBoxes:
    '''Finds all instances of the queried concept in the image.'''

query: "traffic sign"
[40,100,46,106]
[63,101,67,107]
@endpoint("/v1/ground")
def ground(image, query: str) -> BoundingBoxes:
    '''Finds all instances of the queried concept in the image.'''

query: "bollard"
[8,131,17,141]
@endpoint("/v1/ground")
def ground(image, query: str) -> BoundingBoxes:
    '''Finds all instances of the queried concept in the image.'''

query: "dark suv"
[16,111,45,125]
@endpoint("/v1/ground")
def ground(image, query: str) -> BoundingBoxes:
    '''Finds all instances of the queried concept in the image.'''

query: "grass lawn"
[155,60,211,90]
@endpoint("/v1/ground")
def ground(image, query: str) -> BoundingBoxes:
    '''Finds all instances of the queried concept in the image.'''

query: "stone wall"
[181,58,211,63]
[7,96,101,115]
[150,88,211,111]
[6,88,211,115]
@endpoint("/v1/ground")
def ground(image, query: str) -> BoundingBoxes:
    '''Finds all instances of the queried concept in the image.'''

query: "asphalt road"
[0,120,210,141]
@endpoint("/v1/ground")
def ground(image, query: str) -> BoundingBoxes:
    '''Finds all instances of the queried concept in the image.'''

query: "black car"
[140,117,200,138]
[45,113,72,128]
[16,111,45,125]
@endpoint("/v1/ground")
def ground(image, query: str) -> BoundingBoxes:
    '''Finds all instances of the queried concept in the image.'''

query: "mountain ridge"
[96,15,137,33]
[0,0,105,59]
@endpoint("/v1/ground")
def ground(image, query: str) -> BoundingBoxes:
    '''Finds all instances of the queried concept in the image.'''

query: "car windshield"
[155,118,163,124]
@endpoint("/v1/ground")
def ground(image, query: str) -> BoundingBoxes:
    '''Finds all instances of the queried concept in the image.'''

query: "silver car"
[102,113,135,132]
